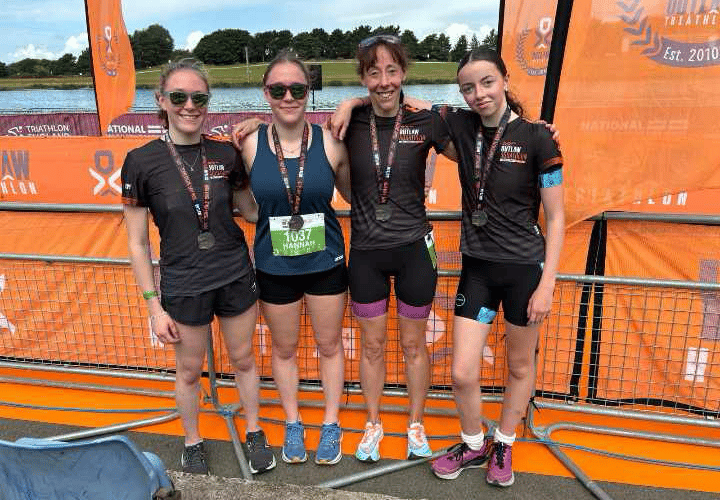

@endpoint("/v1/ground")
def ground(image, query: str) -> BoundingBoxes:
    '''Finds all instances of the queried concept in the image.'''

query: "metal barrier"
[1,208,719,497]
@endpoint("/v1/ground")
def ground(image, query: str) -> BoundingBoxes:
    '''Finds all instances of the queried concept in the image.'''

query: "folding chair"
[0,434,179,500]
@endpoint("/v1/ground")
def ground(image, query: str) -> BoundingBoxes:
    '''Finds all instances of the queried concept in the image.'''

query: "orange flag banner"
[501,0,559,119]
[85,0,135,135]
[553,1,720,226]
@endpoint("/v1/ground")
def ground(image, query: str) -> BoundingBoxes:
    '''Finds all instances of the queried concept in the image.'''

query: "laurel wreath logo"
[617,0,662,57]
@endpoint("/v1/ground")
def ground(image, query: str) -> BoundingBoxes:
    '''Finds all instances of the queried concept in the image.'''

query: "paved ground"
[1,417,717,500]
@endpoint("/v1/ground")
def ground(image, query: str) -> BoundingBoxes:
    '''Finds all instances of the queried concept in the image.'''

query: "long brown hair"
[458,49,524,118]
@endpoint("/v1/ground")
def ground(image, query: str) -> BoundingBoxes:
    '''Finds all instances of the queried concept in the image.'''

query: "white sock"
[461,430,486,451]
[494,428,516,446]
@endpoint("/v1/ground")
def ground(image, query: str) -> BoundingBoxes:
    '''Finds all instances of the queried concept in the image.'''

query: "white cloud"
[12,44,56,61]
[444,23,494,47]
[184,31,204,51]
[61,33,88,57]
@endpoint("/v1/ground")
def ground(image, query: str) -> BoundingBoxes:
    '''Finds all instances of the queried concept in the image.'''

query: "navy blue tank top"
[250,123,345,275]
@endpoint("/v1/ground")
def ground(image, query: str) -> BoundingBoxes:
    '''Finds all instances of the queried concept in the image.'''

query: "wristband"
[142,290,159,300]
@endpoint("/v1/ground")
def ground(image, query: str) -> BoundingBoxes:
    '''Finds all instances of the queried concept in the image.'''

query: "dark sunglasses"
[358,34,401,49]
[265,82,309,100]
[163,90,210,107]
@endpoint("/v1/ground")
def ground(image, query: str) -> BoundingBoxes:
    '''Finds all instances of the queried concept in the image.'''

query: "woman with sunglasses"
[233,49,351,466]
[392,49,564,487]
[122,58,275,476]
[329,34,455,463]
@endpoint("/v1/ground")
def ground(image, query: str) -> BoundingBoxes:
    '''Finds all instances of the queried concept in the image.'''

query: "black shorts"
[161,271,259,326]
[256,264,348,305]
[454,255,543,327]
[349,236,438,307]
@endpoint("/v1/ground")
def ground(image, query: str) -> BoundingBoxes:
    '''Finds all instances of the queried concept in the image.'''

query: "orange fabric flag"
[84,0,135,135]
[553,1,720,226]
[502,0,559,119]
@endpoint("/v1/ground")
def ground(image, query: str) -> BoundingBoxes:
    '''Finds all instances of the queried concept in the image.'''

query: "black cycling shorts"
[454,255,543,327]
[349,236,438,307]
[256,264,348,305]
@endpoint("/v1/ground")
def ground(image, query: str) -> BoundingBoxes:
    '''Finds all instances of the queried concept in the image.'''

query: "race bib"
[425,231,437,269]
[269,213,326,257]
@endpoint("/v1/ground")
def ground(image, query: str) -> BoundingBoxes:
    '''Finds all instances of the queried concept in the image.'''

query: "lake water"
[0,84,467,113]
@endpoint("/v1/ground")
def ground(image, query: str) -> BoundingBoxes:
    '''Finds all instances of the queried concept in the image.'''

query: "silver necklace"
[181,147,201,171]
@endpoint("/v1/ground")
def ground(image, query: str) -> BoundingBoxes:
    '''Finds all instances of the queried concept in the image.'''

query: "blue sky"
[1,0,499,64]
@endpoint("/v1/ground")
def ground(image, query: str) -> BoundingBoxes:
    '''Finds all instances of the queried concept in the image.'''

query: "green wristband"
[142,290,159,300]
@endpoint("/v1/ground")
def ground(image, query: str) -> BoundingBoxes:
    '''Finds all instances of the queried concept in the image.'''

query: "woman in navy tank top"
[234,50,351,466]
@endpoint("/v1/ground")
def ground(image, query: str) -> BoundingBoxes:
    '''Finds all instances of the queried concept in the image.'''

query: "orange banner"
[555,1,720,226]
[1,137,146,203]
[85,0,135,135]
[502,0,559,119]
[595,220,720,410]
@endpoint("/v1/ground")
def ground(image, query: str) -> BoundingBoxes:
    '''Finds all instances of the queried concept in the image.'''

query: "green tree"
[450,35,469,62]
[0,62,7,78]
[76,48,91,75]
[8,58,39,76]
[418,34,437,61]
[194,29,251,65]
[349,25,373,50]
[131,24,174,68]
[327,29,350,59]
[52,53,76,75]
[400,30,419,59]
[436,33,451,61]
[481,29,498,50]
[170,49,193,61]
[309,28,329,59]
[291,31,314,59]
[470,34,480,51]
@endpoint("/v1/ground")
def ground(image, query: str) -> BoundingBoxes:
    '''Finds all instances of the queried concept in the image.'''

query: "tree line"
[0,24,497,78]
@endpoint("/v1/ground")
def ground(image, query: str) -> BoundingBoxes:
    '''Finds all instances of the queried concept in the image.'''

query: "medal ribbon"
[271,122,309,216]
[474,106,511,210]
[369,106,404,205]
[165,133,210,231]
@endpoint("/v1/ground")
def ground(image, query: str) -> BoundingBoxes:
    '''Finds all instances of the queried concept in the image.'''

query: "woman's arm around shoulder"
[322,127,351,204]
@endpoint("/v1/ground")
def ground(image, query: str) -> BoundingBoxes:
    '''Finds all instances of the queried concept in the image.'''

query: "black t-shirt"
[345,104,450,250]
[438,106,563,263]
[121,137,252,296]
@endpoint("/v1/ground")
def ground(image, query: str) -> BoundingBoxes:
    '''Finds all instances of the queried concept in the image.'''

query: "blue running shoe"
[315,423,343,465]
[355,421,383,462]
[407,422,432,459]
[282,421,307,463]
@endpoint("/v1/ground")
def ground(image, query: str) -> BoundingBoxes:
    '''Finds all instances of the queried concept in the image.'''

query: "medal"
[197,231,215,250]
[369,106,404,222]
[471,209,488,227]
[165,134,214,249]
[288,214,304,231]
[472,107,511,230]
[272,122,309,229]
[375,203,391,222]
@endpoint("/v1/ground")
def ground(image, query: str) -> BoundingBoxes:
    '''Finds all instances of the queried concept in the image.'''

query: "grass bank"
[0,59,458,91]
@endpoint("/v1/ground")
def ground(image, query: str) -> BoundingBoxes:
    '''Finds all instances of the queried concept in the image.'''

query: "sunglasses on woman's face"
[163,90,210,107]
[265,82,309,100]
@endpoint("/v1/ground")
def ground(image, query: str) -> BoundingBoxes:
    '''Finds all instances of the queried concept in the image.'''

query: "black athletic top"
[437,106,563,263]
[345,103,450,250]
[121,137,252,296]
[250,123,345,275]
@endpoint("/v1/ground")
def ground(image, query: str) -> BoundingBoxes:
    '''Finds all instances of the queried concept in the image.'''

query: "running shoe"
[181,441,209,474]
[355,421,383,462]
[281,421,308,463]
[407,422,433,459]
[245,429,277,474]
[315,422,343,465]
[431,439,492,479]
[486,441,515,487]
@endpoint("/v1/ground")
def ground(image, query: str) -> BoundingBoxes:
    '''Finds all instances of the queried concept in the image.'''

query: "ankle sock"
[461,430,486,450]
